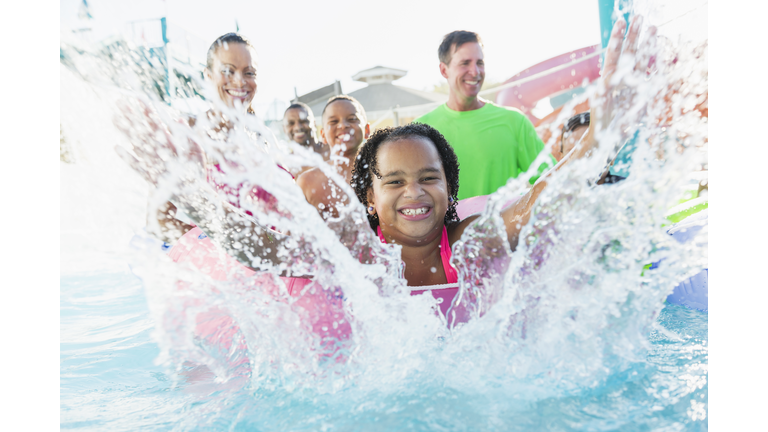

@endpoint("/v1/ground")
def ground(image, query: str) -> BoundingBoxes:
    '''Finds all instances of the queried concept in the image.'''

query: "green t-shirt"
[414,102,552,200]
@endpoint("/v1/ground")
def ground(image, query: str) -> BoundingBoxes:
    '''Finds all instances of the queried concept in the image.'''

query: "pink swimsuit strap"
[376,226,458,284]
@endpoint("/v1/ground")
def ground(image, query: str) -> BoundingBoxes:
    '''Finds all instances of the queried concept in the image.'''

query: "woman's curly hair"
[351,123,460,230]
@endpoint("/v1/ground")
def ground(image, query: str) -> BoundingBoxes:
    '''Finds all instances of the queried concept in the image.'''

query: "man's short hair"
[438,30,483,65]
[285,102,314,120]
[321,95,367,124]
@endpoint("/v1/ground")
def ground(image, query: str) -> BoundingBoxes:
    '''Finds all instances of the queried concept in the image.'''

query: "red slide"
[495,45,601,124]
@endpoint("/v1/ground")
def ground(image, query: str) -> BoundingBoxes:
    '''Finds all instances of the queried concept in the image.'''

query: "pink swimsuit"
[377,226,460,318]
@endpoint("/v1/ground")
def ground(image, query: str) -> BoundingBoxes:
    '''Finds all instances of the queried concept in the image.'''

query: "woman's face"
[207,43,257,110]
[368,137,449,246]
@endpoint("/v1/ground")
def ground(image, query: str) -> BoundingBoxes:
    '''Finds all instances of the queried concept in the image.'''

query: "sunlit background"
[60,0,608,119]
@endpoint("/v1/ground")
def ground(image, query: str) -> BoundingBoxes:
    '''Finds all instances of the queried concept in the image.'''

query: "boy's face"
[440,42,485,102]
[320,100,370,153]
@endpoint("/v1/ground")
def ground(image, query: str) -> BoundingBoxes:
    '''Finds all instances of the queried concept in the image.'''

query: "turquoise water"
[61,272,707,431]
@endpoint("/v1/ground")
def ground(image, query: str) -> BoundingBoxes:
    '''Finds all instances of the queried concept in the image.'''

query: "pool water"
[61,271,707,431]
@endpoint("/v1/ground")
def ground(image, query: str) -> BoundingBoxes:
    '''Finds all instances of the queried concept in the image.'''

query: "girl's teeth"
[402,207,428,216]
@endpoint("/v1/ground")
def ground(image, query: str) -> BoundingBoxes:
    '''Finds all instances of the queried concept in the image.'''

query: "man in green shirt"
[414,30,553,200]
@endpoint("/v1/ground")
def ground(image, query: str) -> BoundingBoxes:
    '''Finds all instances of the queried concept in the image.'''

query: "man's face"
[283,108,315,146]
[439,42,485,101]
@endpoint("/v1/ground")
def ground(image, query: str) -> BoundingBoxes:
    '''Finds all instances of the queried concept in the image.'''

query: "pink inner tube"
[168,227,350,342]
[167,194,519,344]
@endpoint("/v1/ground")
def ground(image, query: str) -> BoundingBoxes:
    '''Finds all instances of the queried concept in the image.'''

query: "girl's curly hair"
[351,123,460,230]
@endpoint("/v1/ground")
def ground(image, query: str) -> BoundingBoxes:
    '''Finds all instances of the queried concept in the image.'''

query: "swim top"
[376,226,458,284]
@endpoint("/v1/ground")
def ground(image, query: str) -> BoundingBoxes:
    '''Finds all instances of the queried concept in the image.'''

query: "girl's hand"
[590,16,658,151]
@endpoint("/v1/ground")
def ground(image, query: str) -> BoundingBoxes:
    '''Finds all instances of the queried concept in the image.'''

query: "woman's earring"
[367,206,375,213]
[448,196,455,204]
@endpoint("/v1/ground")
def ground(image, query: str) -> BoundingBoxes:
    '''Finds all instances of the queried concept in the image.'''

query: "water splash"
[61,5,707,427]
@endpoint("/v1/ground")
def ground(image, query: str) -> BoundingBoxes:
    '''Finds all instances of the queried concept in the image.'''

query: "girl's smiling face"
[368,136,449,245]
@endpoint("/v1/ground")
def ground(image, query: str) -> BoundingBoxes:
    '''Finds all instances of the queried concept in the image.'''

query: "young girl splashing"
[123,14,651,298]
[352,124,461,285]
[116,17,682,383]
[345,16,650,287]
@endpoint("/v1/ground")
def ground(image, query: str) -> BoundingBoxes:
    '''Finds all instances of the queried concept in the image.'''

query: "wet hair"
[561,112,590,154]
[321,95,367,124]
[351,123,460,230]
[438,30,483,65]
[206,33,256,71]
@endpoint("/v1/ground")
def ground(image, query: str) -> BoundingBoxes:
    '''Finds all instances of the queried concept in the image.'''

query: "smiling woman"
[146,33,262,245]
[204,33,258,113]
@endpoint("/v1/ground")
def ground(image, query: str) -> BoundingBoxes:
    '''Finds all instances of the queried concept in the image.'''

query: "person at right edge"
[414,30,555,201]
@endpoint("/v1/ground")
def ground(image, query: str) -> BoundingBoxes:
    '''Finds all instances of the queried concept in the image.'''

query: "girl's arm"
[451,16,653,251]
[501,17,654,251]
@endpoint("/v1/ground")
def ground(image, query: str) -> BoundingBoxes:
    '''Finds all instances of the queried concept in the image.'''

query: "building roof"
[352,66,408,85]
[296,80,342,107]
[296,67,447,121]
[348,83,446,113]
[304,83,447,120]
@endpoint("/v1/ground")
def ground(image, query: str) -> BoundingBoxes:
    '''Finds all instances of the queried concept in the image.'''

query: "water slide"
[495,44,601,125]
[491,0,708,311]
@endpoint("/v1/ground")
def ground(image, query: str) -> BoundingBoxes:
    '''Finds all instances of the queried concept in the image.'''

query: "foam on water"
[61,3,708,428]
